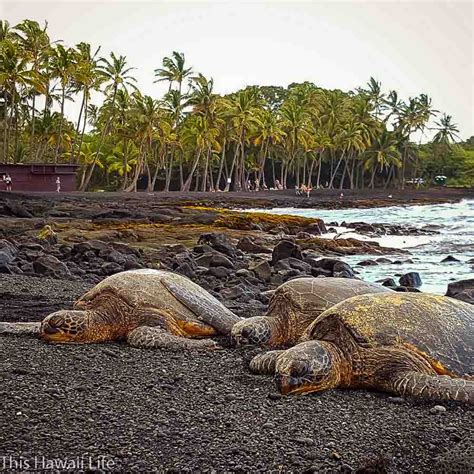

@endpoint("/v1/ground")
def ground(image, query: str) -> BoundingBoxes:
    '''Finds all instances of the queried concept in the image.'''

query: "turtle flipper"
[387,371,474,405]
[127,326,220,350]
[249,350,287,375]
[162,279,241,335]
[0,322,41,337]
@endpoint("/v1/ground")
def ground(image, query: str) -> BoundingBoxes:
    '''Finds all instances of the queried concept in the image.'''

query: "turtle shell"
[75,269,239,331]
[304,292,474,376]
[266,277,391,344]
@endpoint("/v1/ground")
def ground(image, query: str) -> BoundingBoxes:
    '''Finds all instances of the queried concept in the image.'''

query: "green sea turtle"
[0,269,241,349]
[250,292,474,404]
[231,277,391,347]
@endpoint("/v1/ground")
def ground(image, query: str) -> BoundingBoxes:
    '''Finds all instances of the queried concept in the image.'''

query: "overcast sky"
[3,0,473,140]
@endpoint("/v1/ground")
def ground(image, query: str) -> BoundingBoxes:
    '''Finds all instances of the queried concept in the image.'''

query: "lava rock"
[237,237,271,254]
[399,272,422,288]
[272,240,302,264]
[250,261,272,282]
[446,279,474,305]
[33,255,70,278]
[441,256,461,263]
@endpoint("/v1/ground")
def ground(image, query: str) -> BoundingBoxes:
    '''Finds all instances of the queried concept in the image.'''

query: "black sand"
[0,275,472,473]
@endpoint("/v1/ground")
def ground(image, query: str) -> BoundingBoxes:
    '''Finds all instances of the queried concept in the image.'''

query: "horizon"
[3,0,473,141]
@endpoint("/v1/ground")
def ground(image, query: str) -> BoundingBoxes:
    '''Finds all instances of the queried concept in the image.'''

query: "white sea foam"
[249,200,474,294]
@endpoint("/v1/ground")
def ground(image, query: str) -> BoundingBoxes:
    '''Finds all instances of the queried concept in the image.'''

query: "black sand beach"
[0,190,472,472]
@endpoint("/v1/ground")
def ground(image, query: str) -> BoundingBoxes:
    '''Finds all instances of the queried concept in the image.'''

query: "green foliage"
[0,18,470,191]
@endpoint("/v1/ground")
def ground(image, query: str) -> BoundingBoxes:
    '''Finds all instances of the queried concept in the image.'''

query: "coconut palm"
[154,51,192,95]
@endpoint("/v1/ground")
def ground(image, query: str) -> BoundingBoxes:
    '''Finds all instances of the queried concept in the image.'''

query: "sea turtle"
[0,269,241,349]
[250,292,474,404]
[231,277,390,347]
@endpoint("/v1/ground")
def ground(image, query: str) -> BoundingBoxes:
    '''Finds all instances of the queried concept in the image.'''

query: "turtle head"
[40,310,90,343]
[274,341,346,395]
[231,317,273,346]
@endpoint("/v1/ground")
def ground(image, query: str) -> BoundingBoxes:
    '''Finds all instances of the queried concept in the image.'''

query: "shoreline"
[1,186,473,211]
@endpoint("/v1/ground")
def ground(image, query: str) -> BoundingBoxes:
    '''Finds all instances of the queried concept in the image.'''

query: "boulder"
[378,278,397,287]
[441,255,461,263]
[272,240,302,264]
[237,236,271,254]
[102,262,124,275]
[399,272,422,288]
[357,259,378,267]
[207,266,231,278]
[0,240,18,267]
[33,255,70,278]
[446,279,474,305]
[198,233,236,257]
[250,260,272,282]
[210,254,234,269]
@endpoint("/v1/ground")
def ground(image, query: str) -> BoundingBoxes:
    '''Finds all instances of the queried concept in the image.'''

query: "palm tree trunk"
[182,148,202,192]
[316,153,322,189]
[29,94,37,162]
[165,145,174,192]
[54,87,66,163]
[201,148,210,192]
[328,150,345,188]
[215,137,226,191]
[70,90,86,164]
[225,143,240,192]
[3,90,9,162]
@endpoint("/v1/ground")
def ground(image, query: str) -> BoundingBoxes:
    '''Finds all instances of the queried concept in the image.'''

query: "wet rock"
[272,240,303,264]
[285,257,312,273]
[430,405,447,414]
[399,272,422,288]
[357,259,378,266]
[376,257,393,264]
[446,279,474,305]
[378,278,397,287]
[441,255,461,263]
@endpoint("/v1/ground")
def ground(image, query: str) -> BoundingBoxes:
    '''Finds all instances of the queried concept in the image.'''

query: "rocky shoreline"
[0,191,472,472]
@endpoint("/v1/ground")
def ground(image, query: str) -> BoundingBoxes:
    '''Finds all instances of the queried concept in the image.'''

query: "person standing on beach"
[56,177,61,193]
[4,174,12,192]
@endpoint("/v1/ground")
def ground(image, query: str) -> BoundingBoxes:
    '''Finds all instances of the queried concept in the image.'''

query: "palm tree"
[50,44,77,161]
[0,39,35,162]
[364,130,401,188]
[154,51,192,95]
[80,52,136,190]
[432,114,460,145]
[14,20,50,161]
[70,42,103,163]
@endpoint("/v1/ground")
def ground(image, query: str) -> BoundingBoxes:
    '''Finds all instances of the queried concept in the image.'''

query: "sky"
[2,0,473,140]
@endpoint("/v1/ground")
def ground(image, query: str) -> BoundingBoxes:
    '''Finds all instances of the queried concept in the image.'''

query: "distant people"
[339,192,344,200]
[247,179,253,191]
[262,182,268,191]
[305,185,313,198]
[56,176,61,193]
[4,174,12,192]
[254,180,260,192]
[295,185,301,196]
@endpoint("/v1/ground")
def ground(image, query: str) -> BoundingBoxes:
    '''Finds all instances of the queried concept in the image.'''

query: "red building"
[0,164,79,192]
